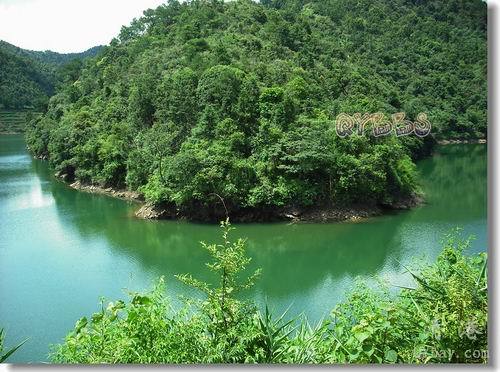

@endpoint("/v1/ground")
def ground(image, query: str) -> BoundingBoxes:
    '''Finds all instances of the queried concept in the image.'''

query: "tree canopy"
[25,0,487,220]
[0,41,103,110]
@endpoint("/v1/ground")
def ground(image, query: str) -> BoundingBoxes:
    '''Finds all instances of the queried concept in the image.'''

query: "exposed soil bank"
[134,193,423,223]
[438,138,487,145]
[65,179,143,203]
[39,137,483,223]
[58,174,423,223]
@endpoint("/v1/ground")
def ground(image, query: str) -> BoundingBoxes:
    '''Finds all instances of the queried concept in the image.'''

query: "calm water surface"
[0,135,487,362]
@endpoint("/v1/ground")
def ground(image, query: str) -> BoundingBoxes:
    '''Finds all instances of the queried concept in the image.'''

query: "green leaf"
[362,343,374,356]
[75,317,88,334]
[385,349,398,363]
[132,295,152,306]
[354,331,370,343]
[0,338,28,363]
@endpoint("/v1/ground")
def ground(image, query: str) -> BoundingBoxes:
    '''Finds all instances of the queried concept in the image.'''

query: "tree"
[25,0,486,219]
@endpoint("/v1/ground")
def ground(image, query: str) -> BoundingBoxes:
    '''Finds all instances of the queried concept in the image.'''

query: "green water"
[0,135,487,363]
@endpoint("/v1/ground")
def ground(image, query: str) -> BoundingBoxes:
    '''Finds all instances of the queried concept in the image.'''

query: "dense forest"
[25,0,487,220]
[0,41,103,110]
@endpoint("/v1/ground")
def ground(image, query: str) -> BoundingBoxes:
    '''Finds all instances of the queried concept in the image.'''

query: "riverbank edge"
[67,179,143,203]
[438,138,487,145]
[28,136,484,222]
[62,177,423,223]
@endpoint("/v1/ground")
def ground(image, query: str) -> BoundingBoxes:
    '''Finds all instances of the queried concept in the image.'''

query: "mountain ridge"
[0,40,104,65]
[0,40,104,110]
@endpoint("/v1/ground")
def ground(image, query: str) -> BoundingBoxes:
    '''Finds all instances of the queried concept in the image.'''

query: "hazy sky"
[0,0,166,53]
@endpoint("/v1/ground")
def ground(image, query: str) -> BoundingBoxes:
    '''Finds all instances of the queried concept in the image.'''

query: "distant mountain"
[0,41,104,66]
[0,41,104,110]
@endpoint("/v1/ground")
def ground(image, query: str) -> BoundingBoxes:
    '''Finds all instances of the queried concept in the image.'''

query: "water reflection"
[42,147,486,286]
[39,144,487,301]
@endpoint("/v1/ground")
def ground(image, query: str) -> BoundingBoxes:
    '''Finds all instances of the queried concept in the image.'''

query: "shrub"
[51,227,487,364]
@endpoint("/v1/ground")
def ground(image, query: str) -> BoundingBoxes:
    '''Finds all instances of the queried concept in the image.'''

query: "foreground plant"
[307,231,488,364]
[0,328,28,363]
[51,227,487,364]
[176,218,263,362]
[51,219,265,363]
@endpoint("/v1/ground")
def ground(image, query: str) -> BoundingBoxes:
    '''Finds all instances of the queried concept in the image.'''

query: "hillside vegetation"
[26,0,487,220]
[0,40,102,110]
[0,111,41,133]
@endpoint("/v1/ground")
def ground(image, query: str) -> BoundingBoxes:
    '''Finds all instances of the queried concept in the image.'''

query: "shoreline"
[68,180,143,203]
[0,131,25,135]
[437,138,487,145]
[62,176,423,223]
[34,133,484,223]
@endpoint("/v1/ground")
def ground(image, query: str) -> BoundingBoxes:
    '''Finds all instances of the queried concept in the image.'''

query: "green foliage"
[0,46,52,110]
[326,231,487,364]
[176,219,261,338]
[0,40,102,111]
[50,279,206,363]
[0,328,28,363]
[52,219,265,363]
[249,231,487,364]
[26,0,486,218]
[52,227,487,364]
[0,110,41,134]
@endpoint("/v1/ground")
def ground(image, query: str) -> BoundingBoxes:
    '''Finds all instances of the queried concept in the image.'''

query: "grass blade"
[0,338,28,363]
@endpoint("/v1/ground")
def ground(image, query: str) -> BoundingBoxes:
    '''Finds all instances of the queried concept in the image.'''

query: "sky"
[0,0,167,53]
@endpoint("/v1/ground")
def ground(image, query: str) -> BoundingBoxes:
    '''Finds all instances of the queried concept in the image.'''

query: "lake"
[0,135,487,362]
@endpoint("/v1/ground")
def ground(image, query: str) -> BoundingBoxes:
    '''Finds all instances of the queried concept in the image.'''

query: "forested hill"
[26,0,487,221]
[0,41,103,110]
[0,41,104,66]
